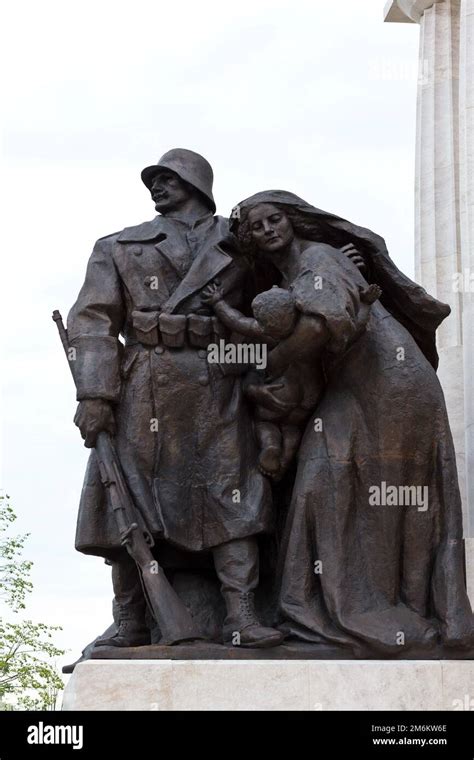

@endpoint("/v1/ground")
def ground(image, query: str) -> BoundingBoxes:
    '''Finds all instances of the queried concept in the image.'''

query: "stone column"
[384,0,474,601]
[459,0,474,595]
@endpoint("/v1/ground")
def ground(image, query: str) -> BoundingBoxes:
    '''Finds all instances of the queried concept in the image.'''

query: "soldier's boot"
[95,555,151,648]
[95,601,150,648]
[221,590,284,648]
[213,537,284,649]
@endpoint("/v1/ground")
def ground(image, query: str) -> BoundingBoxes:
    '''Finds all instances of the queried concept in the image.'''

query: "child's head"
[251,286,297,340]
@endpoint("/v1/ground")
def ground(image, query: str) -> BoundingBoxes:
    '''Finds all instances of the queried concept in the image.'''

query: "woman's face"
[247,204,294,254]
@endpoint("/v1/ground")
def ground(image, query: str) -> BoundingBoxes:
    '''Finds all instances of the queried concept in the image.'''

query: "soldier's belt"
[131,310,228,349]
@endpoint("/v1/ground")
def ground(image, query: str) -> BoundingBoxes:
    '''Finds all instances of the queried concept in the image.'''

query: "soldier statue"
[67,149,283,649]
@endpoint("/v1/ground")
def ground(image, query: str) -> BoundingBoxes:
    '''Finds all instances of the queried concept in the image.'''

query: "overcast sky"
[1,0,420,674]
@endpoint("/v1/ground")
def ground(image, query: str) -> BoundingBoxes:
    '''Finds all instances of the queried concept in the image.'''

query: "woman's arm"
[267,314,330,378]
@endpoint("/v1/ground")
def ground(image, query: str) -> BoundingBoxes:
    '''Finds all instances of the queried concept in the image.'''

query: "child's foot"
[361,283,382,304]
[258,447,281,478]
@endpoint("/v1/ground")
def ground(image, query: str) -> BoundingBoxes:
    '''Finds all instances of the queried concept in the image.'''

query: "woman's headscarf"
[229,190,450,370]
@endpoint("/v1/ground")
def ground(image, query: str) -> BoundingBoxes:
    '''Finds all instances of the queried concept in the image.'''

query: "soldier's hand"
[74,399,116,448]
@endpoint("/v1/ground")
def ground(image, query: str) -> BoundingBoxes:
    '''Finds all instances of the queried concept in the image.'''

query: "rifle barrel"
[52,310,75,380]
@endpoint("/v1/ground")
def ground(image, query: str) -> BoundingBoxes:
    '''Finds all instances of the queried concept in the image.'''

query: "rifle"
[52,310,202,645]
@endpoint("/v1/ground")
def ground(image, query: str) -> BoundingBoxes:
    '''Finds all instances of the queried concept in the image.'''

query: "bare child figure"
[202,281,382,478]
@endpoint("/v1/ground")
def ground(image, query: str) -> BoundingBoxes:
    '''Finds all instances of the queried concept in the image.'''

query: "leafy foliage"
[0,494,64,710]
[0,498,33,611]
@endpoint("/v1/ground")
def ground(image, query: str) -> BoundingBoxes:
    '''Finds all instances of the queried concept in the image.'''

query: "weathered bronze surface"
[59,150,474,668]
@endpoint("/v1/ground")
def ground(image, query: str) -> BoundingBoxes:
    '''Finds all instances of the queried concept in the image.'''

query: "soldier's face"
[247,204,295,254]
[150,170,193,213]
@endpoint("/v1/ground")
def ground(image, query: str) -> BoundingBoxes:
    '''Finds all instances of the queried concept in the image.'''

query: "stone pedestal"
[62,659,474,711]
[384,0,474,602]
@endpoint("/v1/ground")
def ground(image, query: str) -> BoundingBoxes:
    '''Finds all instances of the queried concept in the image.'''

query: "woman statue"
[227,190,473,657]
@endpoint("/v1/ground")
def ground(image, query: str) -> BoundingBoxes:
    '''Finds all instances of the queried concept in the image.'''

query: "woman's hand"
[201,281,224,305]
[341,243,367,274]
[245,382,294,413]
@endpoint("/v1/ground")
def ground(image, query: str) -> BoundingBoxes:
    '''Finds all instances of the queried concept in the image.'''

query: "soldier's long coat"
[68,213,272,556]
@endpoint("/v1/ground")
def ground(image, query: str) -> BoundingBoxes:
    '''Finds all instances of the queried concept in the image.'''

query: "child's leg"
[279,424,303,474]
[255,420,282,477]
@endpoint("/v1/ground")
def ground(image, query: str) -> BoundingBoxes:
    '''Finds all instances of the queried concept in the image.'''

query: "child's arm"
[201,282,266,339]
[360,284,382,304]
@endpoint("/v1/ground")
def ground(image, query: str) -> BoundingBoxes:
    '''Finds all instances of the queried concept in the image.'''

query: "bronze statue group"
[65,149,474,660]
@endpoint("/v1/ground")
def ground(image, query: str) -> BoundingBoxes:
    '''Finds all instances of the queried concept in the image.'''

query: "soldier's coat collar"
[118,215,174,242]
[165,211,214,230]
[118,213,214,242]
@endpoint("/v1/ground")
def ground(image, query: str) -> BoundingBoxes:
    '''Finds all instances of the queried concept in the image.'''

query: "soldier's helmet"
[141,148,216,213]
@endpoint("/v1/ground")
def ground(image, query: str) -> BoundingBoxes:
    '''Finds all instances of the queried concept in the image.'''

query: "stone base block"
[62,659,474,711]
